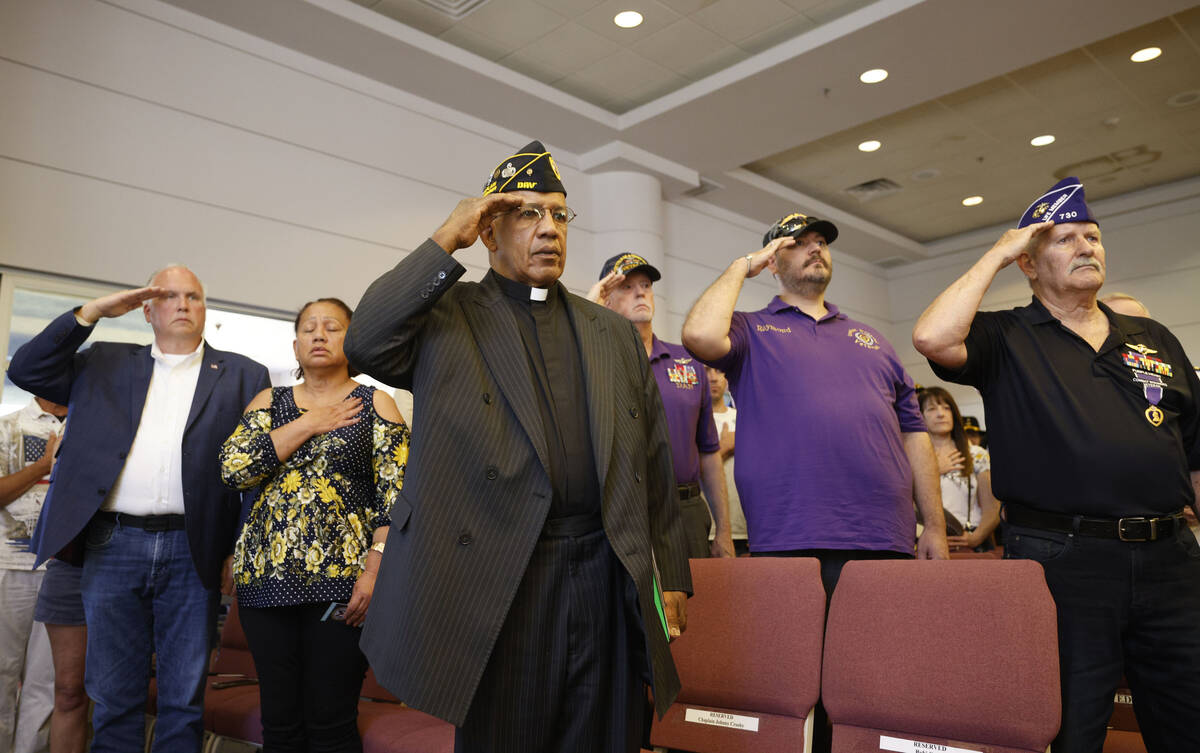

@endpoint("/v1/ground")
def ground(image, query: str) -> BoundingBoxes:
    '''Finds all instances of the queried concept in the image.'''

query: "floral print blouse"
[220,384,409,608]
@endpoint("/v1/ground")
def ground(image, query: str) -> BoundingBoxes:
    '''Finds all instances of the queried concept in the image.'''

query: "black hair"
[293,298,359,379]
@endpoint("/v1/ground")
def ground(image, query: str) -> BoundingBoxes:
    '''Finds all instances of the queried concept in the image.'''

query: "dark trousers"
[1005,523,1200,753]
[678,496,712,560]
[455,527,646,753]
[754,548,913,753]
[239,602,370,753]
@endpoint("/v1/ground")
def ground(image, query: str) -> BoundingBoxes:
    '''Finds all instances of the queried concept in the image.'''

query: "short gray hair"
[145,264,207,301]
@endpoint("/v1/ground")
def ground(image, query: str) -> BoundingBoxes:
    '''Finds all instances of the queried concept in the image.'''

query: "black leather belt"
[542,511,603,538]
[1005,504,1185,542]
[677,482,701,501]
[96,511,186,532]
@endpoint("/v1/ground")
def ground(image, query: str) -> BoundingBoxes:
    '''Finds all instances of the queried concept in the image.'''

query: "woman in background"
[918,386,999,551]
[220,297,409,753]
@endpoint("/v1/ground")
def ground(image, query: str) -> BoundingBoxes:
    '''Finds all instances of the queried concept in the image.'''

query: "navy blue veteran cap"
[482,140,566,197]
[763,212,839,247]
[599,252,661,282]
[1018,176,1098,229]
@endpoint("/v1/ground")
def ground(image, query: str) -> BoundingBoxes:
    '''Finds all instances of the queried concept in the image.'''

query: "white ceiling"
[351,0,875,113]
[156,0,1200,265]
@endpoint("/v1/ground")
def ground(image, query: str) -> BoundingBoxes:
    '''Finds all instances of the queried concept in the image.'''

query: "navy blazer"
[7,311,270,590]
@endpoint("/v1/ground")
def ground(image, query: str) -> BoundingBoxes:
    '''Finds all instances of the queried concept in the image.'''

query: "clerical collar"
[490,269,558,304]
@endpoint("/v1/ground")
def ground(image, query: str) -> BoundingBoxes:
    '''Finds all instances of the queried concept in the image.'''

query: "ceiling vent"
[844,177,901,203]
[683,178,723,198]
[875,256,912,269]
[414,0,491,20]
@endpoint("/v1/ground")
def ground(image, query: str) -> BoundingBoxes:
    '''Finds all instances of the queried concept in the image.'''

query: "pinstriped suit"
[345,240,692,729]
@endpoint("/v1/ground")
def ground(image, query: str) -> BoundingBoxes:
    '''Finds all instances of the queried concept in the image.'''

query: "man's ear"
[479,221,498,253]
[1015,252,1037,281]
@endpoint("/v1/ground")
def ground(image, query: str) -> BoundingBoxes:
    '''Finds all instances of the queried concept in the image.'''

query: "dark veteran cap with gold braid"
[1017,176,1097,229]
[598,251,661,282]
[482,140,566,197]
[763,211,839,247]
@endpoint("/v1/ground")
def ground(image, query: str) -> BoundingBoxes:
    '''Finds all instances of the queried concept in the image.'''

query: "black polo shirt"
[931,296,1200,517]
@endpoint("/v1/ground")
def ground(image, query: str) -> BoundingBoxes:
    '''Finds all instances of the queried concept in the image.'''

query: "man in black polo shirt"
[913,176,1200,753]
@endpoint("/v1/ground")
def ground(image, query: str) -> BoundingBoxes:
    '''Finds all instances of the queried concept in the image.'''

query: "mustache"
[1070,258,1102,272]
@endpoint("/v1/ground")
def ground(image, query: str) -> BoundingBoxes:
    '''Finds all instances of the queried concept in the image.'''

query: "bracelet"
[744,253,753,275]
[370,541,386,554]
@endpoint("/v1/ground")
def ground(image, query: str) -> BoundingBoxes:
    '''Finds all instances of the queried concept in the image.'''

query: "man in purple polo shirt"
[590,252,734,559]
[682,212,948,589]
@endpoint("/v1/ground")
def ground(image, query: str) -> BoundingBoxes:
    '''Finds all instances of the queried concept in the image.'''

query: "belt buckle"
[1117,516,1155,542]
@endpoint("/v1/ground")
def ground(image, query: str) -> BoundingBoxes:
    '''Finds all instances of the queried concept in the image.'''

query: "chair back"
[211,601,257,678]
[822,560,1060,753]
[649,557,825,753]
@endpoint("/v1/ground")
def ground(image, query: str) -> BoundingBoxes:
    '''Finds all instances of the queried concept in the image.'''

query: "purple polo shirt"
[696,299,926,554]
[650,337,720,486]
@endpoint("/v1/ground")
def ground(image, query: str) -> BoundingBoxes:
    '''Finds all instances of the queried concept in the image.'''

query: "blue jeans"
[1005,523,1200,753]
[81,517,219,753]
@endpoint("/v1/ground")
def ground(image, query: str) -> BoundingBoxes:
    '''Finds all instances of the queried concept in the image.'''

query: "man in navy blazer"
[7,266,269,753]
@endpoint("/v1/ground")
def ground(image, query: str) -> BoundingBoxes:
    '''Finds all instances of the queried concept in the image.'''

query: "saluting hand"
[35,433,60,475]
[585,269,626,306]
[430,194,525,254]
[743,236,794,278]
[77,286,168,325]
[984,221,1054,268]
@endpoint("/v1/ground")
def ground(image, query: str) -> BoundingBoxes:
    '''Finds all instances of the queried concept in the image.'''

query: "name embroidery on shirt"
[848,328,880,350]
[755,324,791,334]
[667,359,698,389]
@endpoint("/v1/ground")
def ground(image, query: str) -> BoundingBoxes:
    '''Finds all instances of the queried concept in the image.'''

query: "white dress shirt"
[102,340,204,516]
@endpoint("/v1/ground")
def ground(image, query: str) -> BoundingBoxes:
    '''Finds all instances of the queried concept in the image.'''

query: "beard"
[779,255,832,296]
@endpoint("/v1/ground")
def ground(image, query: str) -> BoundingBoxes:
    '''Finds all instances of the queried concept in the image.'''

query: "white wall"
[0,0,763,329]
[3,0,1196,425]
[889,188,1200,425]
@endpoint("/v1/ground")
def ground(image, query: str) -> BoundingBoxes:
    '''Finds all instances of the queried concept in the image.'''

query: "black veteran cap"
[763,211,839,247]
[1018,176,1097,229]
[482,140,566,198]
[599,252,661,282]
[962,416,982,432]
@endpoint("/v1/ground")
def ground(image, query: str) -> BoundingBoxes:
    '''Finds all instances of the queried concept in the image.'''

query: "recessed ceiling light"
[613,10,643,28]
[858,140,882,152]
[859,68,888,84]
[1030,134,1056,147]
[962,196,983,207]
[1130,46,1161,62]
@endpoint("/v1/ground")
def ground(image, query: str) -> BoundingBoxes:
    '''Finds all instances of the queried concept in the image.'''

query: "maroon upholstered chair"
[822,560,1060,753]
[648,557,826,753]
[358,667,454,753]
[205,602,265,751]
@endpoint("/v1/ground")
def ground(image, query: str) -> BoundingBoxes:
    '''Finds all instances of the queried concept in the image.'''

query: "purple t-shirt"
[650,337,720,486]
[697,299,925,554]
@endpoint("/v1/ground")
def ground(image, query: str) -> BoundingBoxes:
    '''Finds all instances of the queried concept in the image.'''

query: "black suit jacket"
[7,311,270,590]
[345,240,692,725]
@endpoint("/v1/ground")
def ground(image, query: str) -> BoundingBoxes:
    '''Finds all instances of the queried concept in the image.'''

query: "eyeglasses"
[506,204,577,227]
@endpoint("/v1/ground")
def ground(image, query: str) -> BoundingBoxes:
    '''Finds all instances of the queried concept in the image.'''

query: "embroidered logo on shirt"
[755,324,792,334]
[848,328,880,350]
[667,361,698,388]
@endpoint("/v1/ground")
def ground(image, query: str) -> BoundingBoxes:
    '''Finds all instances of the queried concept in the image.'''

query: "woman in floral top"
[220,297,408,753]
[918,386,999,552]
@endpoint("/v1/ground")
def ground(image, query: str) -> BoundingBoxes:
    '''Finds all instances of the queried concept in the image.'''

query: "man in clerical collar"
[347,140,692,753]
[914,176,1200,751]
